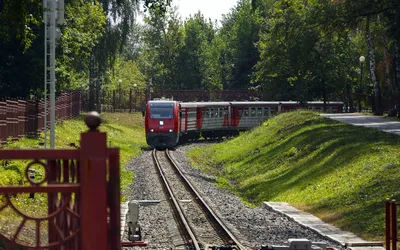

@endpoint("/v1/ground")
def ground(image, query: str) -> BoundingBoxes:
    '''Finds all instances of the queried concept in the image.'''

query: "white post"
[43,0,48,148]
[44,0,63,148]
[49,0,56,149]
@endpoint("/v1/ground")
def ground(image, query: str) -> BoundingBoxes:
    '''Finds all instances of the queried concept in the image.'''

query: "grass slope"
[188,111,400,240]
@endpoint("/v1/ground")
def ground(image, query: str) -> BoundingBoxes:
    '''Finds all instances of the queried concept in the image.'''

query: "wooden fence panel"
[0,92,82,146]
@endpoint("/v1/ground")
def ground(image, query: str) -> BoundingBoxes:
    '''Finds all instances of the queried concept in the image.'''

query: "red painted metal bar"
[48,160,57,250]
[0,184,80,193]
[80,131,108,250]
[0,149,79,159]
[121,241,148,247]
[108,148,121,249]
[391,200,397,250]
[386,200,391,250]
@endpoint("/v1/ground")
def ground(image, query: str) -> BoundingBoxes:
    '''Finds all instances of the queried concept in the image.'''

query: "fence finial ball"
[84,111,101,131]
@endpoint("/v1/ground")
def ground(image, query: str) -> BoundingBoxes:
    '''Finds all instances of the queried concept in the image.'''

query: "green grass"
[188,110,400,241]
[0,112,146,248]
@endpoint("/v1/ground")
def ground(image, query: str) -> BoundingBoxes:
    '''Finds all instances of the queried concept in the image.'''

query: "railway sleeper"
[203,239,329,250]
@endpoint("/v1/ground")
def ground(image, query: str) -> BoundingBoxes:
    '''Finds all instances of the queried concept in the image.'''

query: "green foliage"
[104,57,146,92]
[179,12,216,90]
[140,7,185,90]
[57,0,106,91]
[218,0,260,90]
[0,0,42,50]
[188,111,400,240]
[253,0,357,101]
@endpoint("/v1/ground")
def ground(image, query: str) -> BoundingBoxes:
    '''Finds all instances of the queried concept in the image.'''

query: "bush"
[0,164,24,186]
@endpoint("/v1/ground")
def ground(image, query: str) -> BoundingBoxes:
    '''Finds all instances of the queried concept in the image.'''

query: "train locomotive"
[145,100,343,149]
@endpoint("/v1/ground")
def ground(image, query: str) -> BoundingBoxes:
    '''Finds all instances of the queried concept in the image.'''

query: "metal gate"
[0,113,120,250]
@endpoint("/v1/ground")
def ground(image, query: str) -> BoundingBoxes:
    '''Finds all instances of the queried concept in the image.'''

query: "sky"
[174,0,238,23]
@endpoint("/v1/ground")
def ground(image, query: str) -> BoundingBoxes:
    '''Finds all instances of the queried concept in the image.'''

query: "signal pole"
[43,0,63,148]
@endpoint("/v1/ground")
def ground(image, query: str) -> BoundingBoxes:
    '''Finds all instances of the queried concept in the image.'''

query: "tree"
[254,0,359,103]
[178,12,215,90]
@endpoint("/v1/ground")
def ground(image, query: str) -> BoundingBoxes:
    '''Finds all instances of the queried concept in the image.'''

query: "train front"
[145,100,180,148]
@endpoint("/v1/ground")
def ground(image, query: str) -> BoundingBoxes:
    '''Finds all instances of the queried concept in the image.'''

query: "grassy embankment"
[0,113,146,247]
[188,111,400,241]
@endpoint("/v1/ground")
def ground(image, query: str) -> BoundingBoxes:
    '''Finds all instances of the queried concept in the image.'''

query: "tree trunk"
[96,73,102,113]
[395,43,400,88]
[366,17,382,115]
[89,48,95,111]
[394,6,400,117]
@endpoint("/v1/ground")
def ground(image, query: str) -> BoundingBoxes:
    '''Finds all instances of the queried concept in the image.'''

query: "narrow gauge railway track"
[152,149,246,250]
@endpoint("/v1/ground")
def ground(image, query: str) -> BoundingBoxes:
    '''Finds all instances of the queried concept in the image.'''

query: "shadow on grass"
[224,117,400,204]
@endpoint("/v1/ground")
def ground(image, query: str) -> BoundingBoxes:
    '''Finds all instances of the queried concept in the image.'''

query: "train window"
[206,109,210,117]
[251,108,256,117]
[238,108,242,117]
[257,108,262,116]
[224,108,228,116]
[264,108,269,116]
[219,109,223,117]
[244,108,249,117]
[149,103,174,119]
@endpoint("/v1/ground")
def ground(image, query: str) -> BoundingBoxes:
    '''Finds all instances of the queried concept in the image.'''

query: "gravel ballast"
[124,143,343,249]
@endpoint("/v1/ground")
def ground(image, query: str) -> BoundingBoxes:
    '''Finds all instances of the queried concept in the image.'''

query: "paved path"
[121,202,129,240]
[320,113,400,135]
[263,202,384,250]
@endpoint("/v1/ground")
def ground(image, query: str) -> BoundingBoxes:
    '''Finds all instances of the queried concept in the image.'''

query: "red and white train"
[145,100,343,148]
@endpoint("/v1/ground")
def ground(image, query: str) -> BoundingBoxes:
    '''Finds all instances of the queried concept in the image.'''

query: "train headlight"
[150,129,154,132]
[159,121,164,126]
[169,129,173,132]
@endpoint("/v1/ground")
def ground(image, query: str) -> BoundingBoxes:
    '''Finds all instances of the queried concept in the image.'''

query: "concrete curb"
[121,202,129,240]
[263,202,384,250]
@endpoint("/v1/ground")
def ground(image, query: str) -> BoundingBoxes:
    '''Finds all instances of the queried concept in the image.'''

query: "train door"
[263,107,270,118]
[257,107,263,124]
[223,107,229,127]
[196,107,203,130]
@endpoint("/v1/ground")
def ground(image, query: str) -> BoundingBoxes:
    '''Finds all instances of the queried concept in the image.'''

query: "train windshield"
[149,103,174,119]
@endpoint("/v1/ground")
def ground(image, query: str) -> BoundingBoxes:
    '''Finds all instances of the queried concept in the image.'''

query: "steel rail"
[152,149,201,250]
[166,149,246,250]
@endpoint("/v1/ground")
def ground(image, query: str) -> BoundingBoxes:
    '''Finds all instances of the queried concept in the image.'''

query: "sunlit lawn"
[188,111,400,241]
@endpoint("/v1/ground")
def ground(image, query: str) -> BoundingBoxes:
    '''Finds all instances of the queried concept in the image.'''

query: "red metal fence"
[386,199,399,250]
[81,89,146,113]
[0,92,81,144]
[0,113,120,250]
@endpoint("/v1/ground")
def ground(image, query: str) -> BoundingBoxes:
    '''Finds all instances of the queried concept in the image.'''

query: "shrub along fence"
[0,91,81,144]
[81,89,258,113]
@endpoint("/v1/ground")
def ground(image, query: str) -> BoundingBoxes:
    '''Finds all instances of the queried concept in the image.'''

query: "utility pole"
[43,0,64,148]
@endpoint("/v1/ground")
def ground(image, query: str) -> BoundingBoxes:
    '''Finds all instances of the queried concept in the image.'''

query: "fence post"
[80,112,108,250]
[391,200,397,250]
[386,199,391,250]
[113,90,116,113]
[129,89,132,113]
[0,101,5,144]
